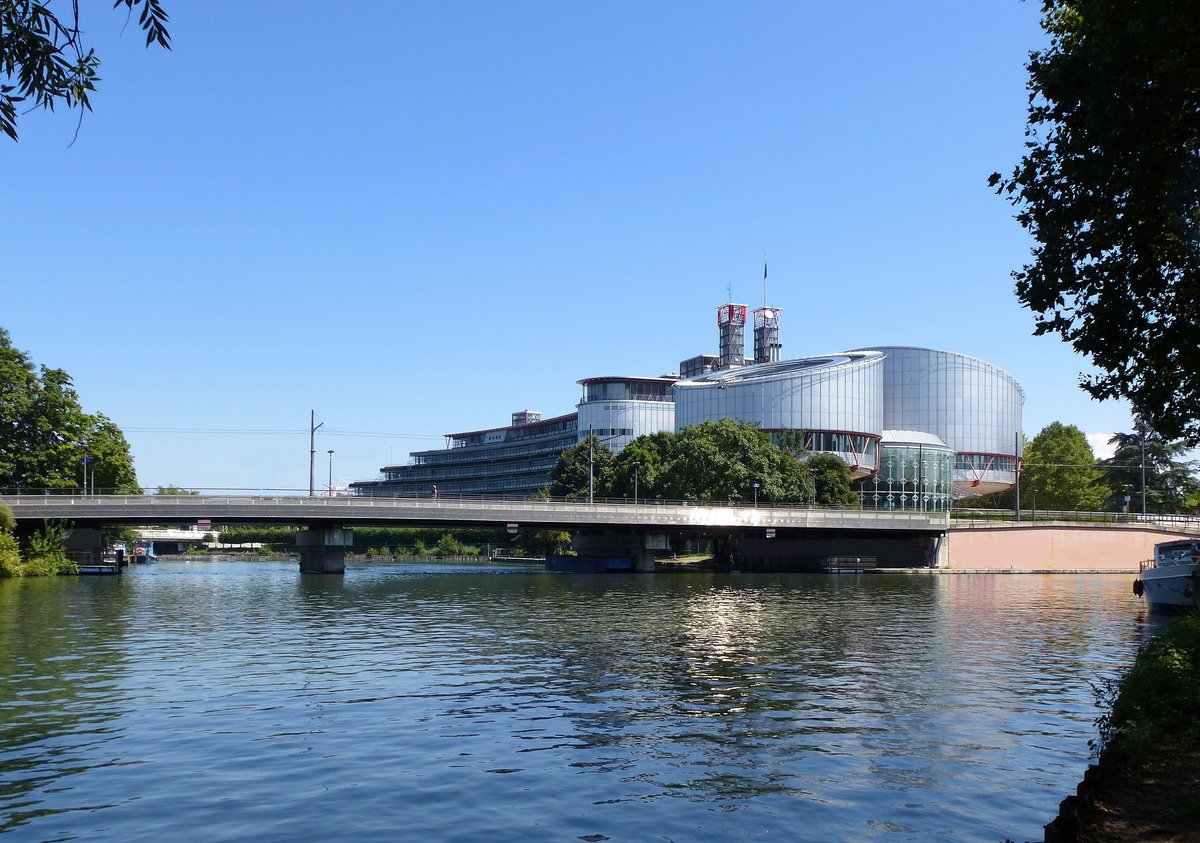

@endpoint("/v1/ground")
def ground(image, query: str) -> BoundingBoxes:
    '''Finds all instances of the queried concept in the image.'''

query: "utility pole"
[309,410,324,497]
[1014,431,1021,523]
[1140,427,1147,516]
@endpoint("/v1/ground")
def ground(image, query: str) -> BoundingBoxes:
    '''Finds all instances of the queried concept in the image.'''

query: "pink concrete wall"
[943,525,1190,572]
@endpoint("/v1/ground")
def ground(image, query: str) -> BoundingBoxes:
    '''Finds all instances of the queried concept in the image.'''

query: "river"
[0,562,1153,842]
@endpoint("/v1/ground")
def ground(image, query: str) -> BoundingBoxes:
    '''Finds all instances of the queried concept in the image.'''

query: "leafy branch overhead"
[991,0,1200,443]
[0,0,170,141]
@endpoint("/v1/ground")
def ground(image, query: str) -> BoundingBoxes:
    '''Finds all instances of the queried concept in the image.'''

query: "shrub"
[23,520,72,577]
[1100,616,1200,764]
[0,532,21,577]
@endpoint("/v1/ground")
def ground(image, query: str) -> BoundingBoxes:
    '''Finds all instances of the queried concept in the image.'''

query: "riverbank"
[945,523,1187,572]
[1045,614,1200,842]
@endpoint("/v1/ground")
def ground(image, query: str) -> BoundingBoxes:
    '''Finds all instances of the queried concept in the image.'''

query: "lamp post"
[588,429,594,504]
[1140,428,1147,516]
[309,410,324,497]
[327,450,335,497]
[633,462,639,505]
[752,482,760,507]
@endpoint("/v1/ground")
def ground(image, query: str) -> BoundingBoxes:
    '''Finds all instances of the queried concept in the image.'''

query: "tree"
[806,452,858,507]
[0,327,141,492]
[155,484,199,495]
[1021,422,1109,511]
[604,430,678,501]
[597,420,815,505]
[1,0,170,140]
[1100,425,1200,513]
[991,1,1200,443]
[549,435,613,499]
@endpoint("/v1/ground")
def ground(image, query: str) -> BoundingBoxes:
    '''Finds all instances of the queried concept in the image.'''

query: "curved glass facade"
[853,347,1023,496]
[674,352,883,477]
[859,432,955,511]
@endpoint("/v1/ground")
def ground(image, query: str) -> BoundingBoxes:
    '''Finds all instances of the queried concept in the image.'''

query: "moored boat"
[1134,539,1200,611]
[131,540,157,564]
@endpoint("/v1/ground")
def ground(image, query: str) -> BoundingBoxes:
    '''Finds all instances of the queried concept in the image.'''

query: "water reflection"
[0,563,1150,842]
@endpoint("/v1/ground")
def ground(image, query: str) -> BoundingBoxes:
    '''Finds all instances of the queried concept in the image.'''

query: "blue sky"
[3,1,1133,493]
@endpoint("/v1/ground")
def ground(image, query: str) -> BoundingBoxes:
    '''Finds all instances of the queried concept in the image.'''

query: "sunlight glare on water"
[0,562,1149,842]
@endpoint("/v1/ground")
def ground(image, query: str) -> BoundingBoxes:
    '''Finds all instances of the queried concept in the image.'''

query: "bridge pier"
[297,526,352,575]
[571,531,661,572]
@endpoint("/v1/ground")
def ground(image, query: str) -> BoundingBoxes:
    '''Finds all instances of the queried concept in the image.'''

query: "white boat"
[1134,539,1200,611]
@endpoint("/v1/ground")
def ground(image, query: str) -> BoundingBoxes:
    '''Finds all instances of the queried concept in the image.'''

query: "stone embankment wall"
[942,524,1190,572]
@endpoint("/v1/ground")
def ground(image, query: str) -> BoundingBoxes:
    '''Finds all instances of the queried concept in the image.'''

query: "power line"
[124,426,442,440]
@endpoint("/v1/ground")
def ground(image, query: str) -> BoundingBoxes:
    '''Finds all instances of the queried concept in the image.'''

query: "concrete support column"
[571,530,661,572]
[297,526,352,574]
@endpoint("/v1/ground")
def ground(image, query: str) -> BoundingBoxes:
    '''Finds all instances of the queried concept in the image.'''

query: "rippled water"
[0,563,1152,842]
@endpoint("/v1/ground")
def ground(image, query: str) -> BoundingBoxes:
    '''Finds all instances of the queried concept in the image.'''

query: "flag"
[763,261,768,280]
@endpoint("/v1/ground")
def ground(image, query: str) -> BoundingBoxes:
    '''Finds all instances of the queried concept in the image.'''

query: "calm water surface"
[0,563,1153,842]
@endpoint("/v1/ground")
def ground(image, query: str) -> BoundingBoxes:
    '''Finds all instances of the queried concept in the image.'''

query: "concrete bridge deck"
[0,494,950,534]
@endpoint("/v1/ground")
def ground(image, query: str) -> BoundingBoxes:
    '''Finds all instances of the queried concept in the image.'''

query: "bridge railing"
[951,507,1200,532]
[1,487,940,515]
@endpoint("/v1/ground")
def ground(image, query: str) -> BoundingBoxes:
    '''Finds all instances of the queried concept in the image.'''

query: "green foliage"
[595,420,815,505]
[21,518,74,576]
[550,435,614,499]
[1100,425,1200,513]
[1021,422,1109,511]
[0,328,141,493]
[0,531,20,577]
[1097,616,1200,765]
[0,502,13,532]
[0,0,171,141]
[806,452,858,507]
[155,485,199,496]
[991,1,1200,443]
[604,430,678,500]
[216,525,298,548]
[526,529,571,557]
[215,525,505,555]
[433,533,481,556]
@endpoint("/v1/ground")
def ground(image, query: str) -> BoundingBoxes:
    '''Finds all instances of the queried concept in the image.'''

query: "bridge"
[0,494,950,574]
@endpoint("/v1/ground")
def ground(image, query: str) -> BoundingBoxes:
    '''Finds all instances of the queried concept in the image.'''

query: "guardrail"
[0,493,950,532]
[0,488,911,513]
[951,507,1200,532]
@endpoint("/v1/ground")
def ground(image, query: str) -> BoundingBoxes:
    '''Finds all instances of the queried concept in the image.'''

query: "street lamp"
[752,482,760,507]
[309,410,324,497]
[633,461,639,505]
[327,450,335,497]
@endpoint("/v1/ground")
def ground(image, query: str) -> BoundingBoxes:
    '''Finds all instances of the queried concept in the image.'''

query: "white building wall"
[576,399,674,453]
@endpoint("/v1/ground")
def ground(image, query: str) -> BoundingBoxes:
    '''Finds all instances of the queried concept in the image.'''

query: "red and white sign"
[765,528,776,539]
[507,523,519,534]
[197,519,211,529]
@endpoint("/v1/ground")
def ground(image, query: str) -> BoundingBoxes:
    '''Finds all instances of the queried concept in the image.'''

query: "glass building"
[352,342,1022,501]
[576,376,677,453]
[673,352,884,478]
[852,347,1024,496]
[349,411,579,498]
[859,430,955,511]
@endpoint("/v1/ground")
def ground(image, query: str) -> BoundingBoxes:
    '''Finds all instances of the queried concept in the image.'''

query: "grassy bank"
[1099,615,1200,765]
[1047,615,1200,841]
